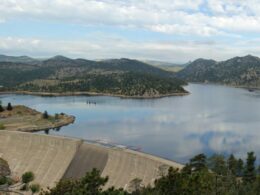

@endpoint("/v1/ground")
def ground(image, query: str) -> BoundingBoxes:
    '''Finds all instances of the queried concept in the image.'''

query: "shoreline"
[0,90,190,99]
[18,115,75,133]
[189,82,260,91]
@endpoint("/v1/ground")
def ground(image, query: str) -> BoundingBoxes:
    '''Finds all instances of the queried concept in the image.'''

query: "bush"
[0,123,5,130]
[22,172,34,184]
[54,113,59,120]
[30,183,40,194]
[0,158,11,176]
[0,176,7,185]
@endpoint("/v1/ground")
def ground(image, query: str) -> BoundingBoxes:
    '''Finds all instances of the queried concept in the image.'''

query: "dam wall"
[0,131,183,190]
[0,131,81,188]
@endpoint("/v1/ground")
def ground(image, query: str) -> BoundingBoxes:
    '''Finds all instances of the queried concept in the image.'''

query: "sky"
[0,0,260,63]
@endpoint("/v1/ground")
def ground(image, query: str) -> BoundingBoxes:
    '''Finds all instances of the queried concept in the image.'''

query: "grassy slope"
[0,105,74,132]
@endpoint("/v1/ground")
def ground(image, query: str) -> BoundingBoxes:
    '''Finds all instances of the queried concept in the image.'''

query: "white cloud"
[1,1,260,61]
[1,32,260,62]
[147,24,223,36]
[1,0,260,36]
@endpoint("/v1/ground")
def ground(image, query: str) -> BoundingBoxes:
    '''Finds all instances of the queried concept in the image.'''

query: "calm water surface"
[1,84,260,163]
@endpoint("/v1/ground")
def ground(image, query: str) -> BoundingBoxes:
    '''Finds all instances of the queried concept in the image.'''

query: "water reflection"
[1,84,260,163]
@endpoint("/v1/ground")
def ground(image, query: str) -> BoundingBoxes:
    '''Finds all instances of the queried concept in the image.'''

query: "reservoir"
[1,83,260,163]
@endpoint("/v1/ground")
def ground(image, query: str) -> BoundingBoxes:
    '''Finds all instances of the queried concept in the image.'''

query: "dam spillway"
[0,131,183,190]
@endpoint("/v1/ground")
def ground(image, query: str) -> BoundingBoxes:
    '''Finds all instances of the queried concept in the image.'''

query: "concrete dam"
[0,131,183,191]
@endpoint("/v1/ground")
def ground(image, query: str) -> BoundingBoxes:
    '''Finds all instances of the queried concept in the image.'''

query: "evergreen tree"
[228,154,238,176]
[42,111,49,119]
[190,153,207,172]
[41,169,110,195]
[6,103,12,111]
[237,158,244,177]
[243,152,256,184]
[257,165,260,175]
[0,105,4,112]
[208,154,227,175]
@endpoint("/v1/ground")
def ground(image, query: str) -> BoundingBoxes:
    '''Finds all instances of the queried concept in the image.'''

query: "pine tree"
[6,103,12,111]
[0,105,4,112]
[228,154,238,176]
[237,158,244,177]
[243,152,256,184]
[190,153,207,172]
[208,154,227,175]
[42,111,49,119]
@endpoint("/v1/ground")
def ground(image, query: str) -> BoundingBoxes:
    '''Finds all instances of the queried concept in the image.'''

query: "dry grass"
[0,105,74,132]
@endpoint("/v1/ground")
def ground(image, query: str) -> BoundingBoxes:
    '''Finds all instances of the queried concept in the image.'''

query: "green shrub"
[54,113,59,120]
[0,176,7,185]
[6,177,13,185]
[0,123,5,130]
[30,183,40,194]
[22,172,34,184]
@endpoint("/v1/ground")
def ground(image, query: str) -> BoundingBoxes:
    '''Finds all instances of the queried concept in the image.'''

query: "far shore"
[189,82,260,91]
[0,90,190,99]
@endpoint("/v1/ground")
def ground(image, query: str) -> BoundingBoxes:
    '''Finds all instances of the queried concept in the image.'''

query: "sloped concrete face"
[0,131,183,190]
[102,147,183,191]
[0,131,81,188]
[63,143,184,191]
[63,142,109,179]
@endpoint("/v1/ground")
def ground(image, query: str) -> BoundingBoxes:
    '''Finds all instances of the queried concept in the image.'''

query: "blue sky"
[0,0,260,63]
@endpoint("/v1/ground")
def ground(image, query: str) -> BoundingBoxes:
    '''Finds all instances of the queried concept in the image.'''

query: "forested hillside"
[0,55,187,97]
[177,55,260,88]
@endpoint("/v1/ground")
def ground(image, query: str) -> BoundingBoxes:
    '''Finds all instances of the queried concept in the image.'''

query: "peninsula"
[0,103,74,132]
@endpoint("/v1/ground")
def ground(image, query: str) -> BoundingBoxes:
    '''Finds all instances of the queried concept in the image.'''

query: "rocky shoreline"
[0,90,189,99]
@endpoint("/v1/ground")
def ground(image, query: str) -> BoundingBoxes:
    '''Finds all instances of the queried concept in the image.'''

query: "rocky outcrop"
[0,158,11,177]
[177,55,260,89]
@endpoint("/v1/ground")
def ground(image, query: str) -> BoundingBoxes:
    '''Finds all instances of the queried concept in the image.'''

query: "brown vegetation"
[0,105,74,132]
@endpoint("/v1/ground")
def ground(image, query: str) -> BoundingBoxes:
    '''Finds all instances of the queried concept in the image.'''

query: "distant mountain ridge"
[0,54,40,64]
[177,55,260,88]
[0,54,187,97]
[142,60,186,72]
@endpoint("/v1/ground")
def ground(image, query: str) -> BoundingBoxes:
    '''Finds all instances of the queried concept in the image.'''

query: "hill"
[0,55,188,98]
[0,54,40,64]
[177,55,260,88]
[143,60,185,72]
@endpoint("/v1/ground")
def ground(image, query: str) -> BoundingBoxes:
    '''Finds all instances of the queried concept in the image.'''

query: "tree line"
[41,151,260,195]
[0,101,13,112]
[17,72,186,96]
